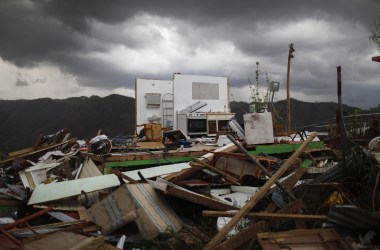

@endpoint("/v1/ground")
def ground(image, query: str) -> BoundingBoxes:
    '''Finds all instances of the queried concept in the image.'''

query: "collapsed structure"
[0,74,379,249]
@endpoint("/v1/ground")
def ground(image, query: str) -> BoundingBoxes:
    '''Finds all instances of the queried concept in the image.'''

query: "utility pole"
[286,43,295,133]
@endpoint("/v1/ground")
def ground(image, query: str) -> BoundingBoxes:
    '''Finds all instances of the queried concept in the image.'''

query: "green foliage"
[248,62,271,112]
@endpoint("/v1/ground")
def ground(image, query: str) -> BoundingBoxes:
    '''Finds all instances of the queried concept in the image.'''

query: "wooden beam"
[7,220,87,235]
[1,207,54,231]
[204,132,317,249]
[0,138,77,165]
[227,134,296,201]
[213,220,269,250]
[163,184,236,211]
[372,56,380,62]
[213,199,303,250]
[191,157,240,185]
[202,211,326,220]
[164,164,203,182]
[70,235,104,250]
[111,170,138,184]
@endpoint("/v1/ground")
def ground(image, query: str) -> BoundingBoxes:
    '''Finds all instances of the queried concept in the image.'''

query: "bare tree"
[370,17,380,51]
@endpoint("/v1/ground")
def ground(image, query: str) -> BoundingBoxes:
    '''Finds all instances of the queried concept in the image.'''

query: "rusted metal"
[0,228,22,247]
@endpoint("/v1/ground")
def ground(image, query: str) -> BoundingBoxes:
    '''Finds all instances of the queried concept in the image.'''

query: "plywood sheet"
[28,163,190,205]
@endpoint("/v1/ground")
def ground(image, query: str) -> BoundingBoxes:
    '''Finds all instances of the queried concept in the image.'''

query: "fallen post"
[202,210,326,220]
[205,132,317,249]
[227,134,296,201]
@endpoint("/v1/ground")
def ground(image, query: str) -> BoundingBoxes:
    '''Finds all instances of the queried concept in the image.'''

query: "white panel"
[192,82,219,100]
[173,74,229,129]
[28,162,190,205]
[145,93,161,106]
[244,112,274,145]
[135,79,173,133]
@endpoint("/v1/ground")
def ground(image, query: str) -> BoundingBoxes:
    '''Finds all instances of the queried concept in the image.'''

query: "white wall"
[135,79,173,134]
[135,74,230,134]
[172,74,230,128]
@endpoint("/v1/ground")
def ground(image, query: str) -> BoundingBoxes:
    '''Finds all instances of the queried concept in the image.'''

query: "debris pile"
[0,129,380,250]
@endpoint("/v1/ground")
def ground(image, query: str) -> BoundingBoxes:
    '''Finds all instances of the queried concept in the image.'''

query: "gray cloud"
[15,78,29,87]
[0,0,379,108]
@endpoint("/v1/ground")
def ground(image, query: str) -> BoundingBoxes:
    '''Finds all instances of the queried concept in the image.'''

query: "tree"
[369,17,380,51]
[248,62,270,112]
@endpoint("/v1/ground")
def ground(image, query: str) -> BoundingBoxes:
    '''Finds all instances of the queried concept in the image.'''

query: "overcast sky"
[1,0,379,108]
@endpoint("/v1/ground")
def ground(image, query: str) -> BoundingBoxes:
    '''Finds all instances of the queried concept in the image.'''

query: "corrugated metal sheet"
[327,205,380,229]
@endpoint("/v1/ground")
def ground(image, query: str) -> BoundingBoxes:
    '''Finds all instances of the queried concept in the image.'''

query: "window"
[146,93,161,107]
[192,82,219,100]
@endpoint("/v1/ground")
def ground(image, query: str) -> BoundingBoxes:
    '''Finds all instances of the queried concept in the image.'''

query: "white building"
[135,74,234,137]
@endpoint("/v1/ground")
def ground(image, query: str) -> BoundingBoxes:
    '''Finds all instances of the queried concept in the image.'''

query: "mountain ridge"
[1,94,378,154]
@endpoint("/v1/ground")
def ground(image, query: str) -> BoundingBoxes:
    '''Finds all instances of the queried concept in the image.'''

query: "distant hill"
[230,99,374,131]
[0,94,135,154]
[1,94,378,154]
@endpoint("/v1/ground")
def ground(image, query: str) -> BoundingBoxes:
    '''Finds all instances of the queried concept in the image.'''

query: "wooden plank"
[28,162,190,205]
[7,220,87,235]
[150,178,236,211]
[213,199,303,250]
[70,235,104,250]
[202,211,326,220]
[257,228,353,250]
[0,138,77,165]
[164,143,238,182]
[372,55,380,62]
[167,187,236,211]
[136,141,166,150]
[164,164,203,182]
[0,198,22,207]
[191,158,240,185]
[213,220,269,250]
[8,147,34,158]
[79,157,103,178]
[111,170,138,184]
[205,132,317,249]
[21,231,89,250]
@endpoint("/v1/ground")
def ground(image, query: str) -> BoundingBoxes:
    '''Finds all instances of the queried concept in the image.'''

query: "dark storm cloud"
[0,0,379,107]
[0,1,107,67]
[33,0,379,29]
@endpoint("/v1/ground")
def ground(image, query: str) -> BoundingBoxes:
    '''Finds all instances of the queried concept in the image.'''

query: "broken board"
[28,162,190,205]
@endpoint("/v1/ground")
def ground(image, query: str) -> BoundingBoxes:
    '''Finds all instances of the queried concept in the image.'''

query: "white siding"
[173,74,229,129]
[135,74,230,134]
[135,79,173,133]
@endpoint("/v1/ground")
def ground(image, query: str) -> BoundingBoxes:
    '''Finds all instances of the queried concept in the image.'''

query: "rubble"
[0,125,379,250]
